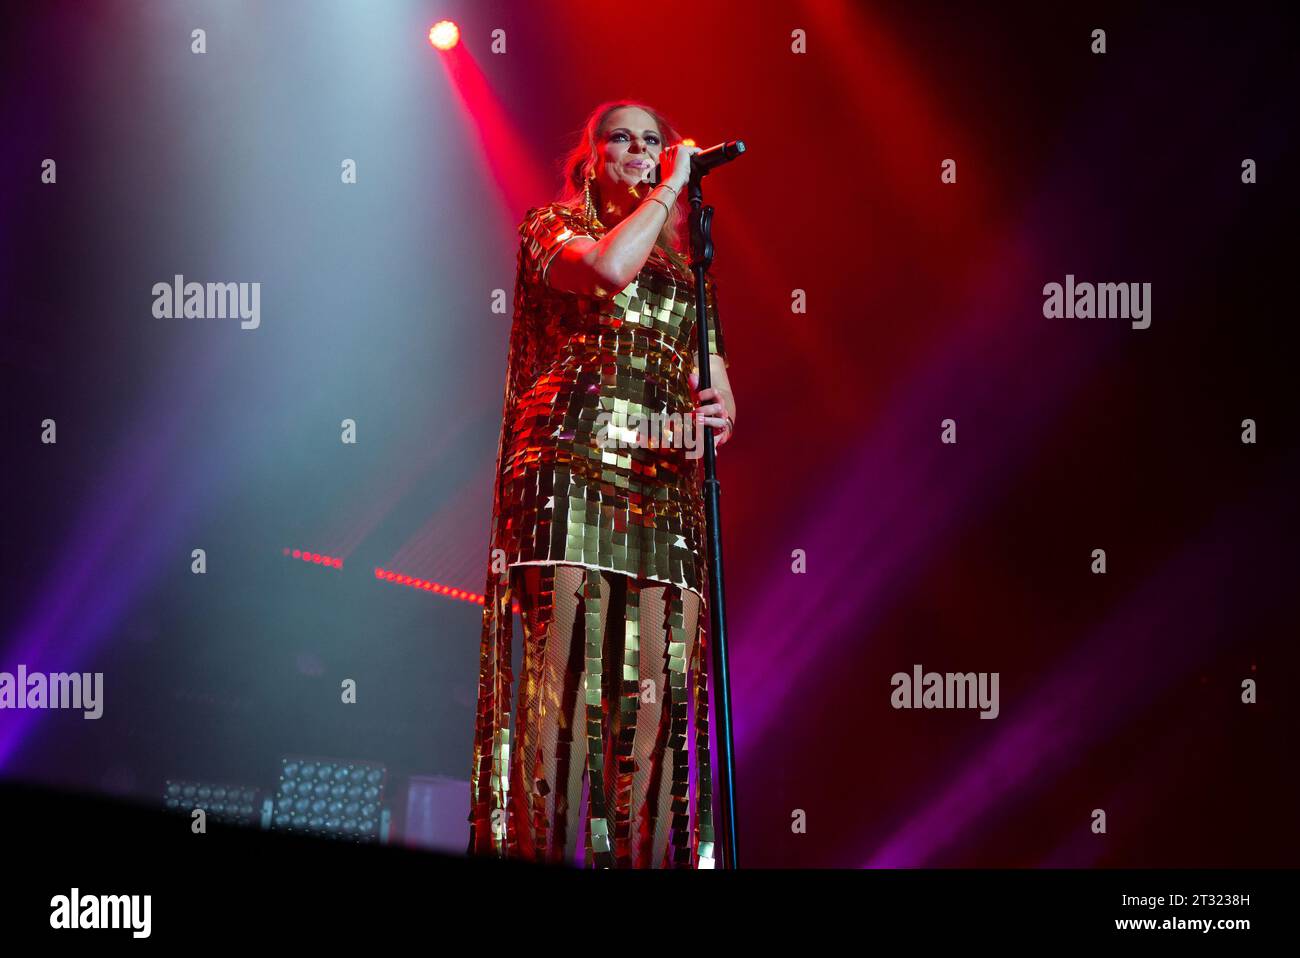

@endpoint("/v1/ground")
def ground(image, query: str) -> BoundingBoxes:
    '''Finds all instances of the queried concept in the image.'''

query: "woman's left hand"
[688,368,736,451]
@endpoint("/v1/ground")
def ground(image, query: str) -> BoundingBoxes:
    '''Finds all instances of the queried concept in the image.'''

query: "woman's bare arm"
[546,184,677,297]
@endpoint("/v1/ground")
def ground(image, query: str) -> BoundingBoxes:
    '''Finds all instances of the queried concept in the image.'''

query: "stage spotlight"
[429,20,459,51]
[163,779,262,827]
[267,756,391,844]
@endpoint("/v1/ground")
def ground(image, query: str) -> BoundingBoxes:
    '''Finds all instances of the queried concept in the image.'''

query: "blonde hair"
[555,99,689,271]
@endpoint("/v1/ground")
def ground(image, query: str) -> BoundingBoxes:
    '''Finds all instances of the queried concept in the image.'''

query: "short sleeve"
[702,273,728,367]
[518,204,593,288]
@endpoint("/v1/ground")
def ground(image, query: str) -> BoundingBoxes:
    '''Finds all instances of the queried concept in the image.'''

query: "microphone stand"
[687,169,740,870]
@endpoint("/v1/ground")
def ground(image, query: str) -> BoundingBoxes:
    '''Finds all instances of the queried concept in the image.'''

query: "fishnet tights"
[507,563,701,868]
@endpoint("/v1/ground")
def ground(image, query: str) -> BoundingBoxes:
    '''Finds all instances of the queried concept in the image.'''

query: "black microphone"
[650,139,746,185]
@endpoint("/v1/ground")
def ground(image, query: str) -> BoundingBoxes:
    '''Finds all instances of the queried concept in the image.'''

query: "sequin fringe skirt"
[466,560,715,868]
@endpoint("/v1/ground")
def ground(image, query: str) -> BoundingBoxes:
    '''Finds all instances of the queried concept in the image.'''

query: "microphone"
[650,139,746,185]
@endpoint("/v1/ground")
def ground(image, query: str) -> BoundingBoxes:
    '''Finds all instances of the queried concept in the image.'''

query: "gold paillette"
[467,201,727,868]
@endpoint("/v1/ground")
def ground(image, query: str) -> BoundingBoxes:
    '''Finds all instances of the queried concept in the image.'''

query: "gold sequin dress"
[467,200,728,868]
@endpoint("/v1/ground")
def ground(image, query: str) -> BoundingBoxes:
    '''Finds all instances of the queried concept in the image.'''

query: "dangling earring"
[583,173,599,228]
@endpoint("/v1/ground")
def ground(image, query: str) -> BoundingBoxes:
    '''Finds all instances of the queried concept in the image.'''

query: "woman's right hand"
[657,143,702,192]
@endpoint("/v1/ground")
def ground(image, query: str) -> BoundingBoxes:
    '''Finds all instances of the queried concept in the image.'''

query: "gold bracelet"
[656,183,679,201]
[647,195,671,215]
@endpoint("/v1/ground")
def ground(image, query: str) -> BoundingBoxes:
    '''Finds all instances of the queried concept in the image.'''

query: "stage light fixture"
[163,779,262,826]
[429,20,459,51]
[267,757,391,843]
